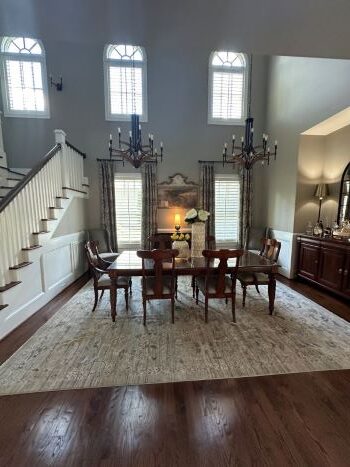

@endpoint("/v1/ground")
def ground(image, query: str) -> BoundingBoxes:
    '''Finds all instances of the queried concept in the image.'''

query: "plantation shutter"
[215,175,241,246]
[114,174,142,248]
[109,65,143,116]
[212,70,244,120]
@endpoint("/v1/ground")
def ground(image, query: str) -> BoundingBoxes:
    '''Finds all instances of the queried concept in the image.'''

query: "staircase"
[0,128,89,338]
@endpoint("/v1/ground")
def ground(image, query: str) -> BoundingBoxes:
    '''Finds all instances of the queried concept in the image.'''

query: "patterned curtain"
[200,163,215,238]
[141,163,158,248]
[98,160,118,251]
[240,167,252,249]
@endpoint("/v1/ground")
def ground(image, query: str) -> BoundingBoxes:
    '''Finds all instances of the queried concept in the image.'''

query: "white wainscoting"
[0,231,87,340]
[270,229,299,279]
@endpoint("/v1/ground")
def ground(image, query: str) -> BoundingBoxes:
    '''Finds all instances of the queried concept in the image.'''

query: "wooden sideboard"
[297,235,350,299]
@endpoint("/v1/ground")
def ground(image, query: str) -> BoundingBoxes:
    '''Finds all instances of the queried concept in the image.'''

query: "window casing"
[0,37,50,118]
[215,174,241,247]
[104,44,148,122]
[208,51,248,125]
[115,173,142,249]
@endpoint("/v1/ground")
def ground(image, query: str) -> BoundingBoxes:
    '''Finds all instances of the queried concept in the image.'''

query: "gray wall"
[2,0,350,232]
[265,56,350,233]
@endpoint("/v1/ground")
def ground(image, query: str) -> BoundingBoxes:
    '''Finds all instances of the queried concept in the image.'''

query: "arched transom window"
[104,44,147,121]
[208,51,248,124]
[0,36,50,117]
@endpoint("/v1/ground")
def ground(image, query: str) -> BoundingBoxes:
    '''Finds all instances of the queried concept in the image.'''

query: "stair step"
[62,187,87,194]
[82,183,90,187]
[0,281,21,292]
[9,261,33,270]
[7,178,21,182]
[33,230,50,234]
[49,206,64,210]
[41,218,58,221]
[56,196,70,199]
[0,304,9,311]
[22,245,42,251]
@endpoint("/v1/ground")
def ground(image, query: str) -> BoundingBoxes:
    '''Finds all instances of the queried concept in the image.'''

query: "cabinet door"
[298,243,320,280]
[341,255,350,297]
[318,247,344,290]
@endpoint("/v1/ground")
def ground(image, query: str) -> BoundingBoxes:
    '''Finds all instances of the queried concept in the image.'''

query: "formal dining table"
[107,250,279,321]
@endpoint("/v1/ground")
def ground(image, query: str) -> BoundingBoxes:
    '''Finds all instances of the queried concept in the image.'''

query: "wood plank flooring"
[0,274,349,466]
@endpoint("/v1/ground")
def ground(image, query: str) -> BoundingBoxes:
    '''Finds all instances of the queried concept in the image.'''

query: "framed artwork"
[158,173,198,209]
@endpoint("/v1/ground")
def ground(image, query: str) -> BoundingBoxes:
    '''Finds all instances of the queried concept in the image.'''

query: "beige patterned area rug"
[0,277,350,395]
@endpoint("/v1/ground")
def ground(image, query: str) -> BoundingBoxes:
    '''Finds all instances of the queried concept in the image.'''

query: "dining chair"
[195,249,244,323]
[87,228,119,262]
[137,249,179,325]
[85,242,130,312]
[147,235,171,250]
[87,240,132,294]
[191,235,217,298]
[237,238,281,307]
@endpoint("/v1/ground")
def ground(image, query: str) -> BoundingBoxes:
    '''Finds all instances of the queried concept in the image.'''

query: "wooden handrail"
[66,140,86,159]
[0,144,61,212]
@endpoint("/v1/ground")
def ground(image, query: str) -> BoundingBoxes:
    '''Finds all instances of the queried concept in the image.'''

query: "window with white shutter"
[0,37,50,118]
[104,44,147,121]
[208,51,248,125]
[215,174,241,247]
[115,173,142,249]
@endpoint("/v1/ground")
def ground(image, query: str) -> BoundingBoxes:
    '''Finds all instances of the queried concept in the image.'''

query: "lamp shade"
[174,214,181,226]
[314,183,329,200]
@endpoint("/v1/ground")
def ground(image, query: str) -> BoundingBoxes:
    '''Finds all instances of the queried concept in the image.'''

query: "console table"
[297,235,350,299]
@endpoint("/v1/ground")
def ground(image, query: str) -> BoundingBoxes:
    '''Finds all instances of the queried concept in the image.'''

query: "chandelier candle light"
[108,114,163,168]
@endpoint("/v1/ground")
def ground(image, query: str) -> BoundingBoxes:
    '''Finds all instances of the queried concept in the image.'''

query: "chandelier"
[222,56,278,169]
[108,114,163,168]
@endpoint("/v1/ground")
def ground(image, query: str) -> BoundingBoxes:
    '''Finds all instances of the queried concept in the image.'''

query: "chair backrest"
[87,228,111,253]
[259,238,281,263]
[147,235,171,250]
[206,235,216,250]
[85,242,101,281]
[137,249,179,297]
[202,249,244,295]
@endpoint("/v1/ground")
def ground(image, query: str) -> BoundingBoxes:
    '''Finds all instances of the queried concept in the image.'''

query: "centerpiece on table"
[184,208,210,258]
[170,213,191,258]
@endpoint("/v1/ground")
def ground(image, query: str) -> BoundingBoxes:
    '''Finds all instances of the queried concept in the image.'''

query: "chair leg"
[225,297,228,304]
[143,298,147,325]
[100,289,105,300]
[171,298,175,324]
[129,278,132,295]
[205,296,209,323]
[93,287,98,312]
[242,285,247,307]
[231,293,236,323]
[254,283,260,294]
[175,277,178,299]
[191,276,195,298]
[196,286,199,305]
[124,287,129,311]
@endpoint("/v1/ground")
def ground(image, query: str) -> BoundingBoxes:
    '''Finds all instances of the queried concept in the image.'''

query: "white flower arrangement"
[184,208,210,224]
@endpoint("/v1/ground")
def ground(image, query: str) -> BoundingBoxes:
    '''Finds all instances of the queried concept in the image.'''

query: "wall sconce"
[314,183,329,222]
[174,213,181,232]
[50,75,63,91]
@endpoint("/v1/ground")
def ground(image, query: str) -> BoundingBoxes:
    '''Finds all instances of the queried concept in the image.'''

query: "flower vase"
[191,222,206,258]
[172,240,190,259]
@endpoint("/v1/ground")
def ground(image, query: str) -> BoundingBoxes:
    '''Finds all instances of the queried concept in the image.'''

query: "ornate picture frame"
[158,173,198,209]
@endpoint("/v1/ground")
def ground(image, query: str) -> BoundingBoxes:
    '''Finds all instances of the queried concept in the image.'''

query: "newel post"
[54,129,69,188]
[0,111,7,164]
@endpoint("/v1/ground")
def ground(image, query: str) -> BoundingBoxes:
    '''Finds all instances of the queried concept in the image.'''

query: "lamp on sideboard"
[314,183,329,222]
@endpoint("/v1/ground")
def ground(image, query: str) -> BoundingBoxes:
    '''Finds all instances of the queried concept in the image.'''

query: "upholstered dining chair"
[237,238,281,307]
[87,240,132,294]
[137,249,179,325]
[85,242,130,312]
[87,228,119,262]
[195,249,244,323]
[191,235,217,298]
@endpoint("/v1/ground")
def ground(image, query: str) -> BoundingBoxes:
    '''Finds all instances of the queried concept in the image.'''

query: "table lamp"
[174,213,181,232]
[314,183,329,222]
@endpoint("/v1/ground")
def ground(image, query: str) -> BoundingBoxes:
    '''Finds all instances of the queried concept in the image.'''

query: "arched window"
[104,44,147,121]
[208,51,248,125]
[0,37,50,118]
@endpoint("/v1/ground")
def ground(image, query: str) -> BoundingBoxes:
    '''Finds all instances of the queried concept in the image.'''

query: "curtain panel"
[141,163,158,248]
[199,162,215,238]
[240,167,252,249]
[98,160,118,251]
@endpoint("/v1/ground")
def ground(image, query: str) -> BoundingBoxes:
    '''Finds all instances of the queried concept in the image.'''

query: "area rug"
[0,277,349,395]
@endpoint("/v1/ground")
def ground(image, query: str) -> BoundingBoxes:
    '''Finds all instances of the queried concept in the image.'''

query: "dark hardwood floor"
[0,274,349,466]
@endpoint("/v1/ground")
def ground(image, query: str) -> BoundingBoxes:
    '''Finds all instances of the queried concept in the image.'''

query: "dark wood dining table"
[107,250,279,321]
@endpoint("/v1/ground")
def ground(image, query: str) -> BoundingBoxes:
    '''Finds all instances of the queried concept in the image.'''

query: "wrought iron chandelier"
[222,55,278,169]
[109,114,163,168]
